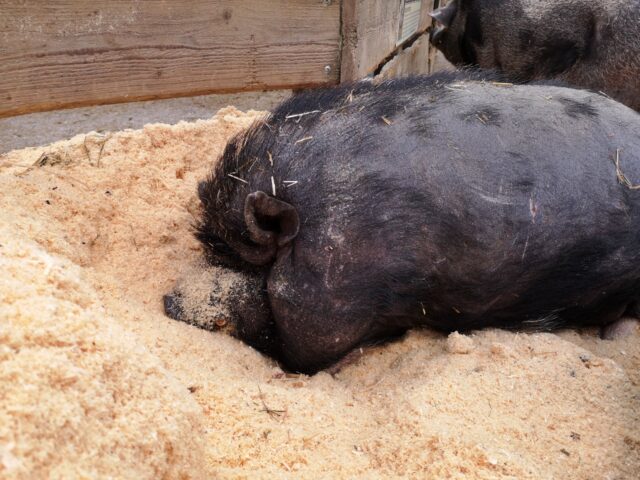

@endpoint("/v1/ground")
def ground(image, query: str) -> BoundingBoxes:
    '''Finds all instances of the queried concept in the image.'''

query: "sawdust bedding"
[0,107,638,479]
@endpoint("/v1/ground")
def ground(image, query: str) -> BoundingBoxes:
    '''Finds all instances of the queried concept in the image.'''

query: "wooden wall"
[0,0,445,118]
[0,0,341,117]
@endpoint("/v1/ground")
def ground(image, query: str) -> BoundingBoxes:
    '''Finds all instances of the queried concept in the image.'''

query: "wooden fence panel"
[0,0,340,117]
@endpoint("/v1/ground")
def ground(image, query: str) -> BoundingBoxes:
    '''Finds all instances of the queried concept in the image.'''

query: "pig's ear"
[244,191,300,248]
[429,2,458,28]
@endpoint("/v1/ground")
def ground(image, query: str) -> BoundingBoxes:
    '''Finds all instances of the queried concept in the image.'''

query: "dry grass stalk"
[83,133,110,167]
[257,386,286,420]
[227,173,248,184]
[295,136,313,144]
[445,83,468,91]
[614,149,640,190]
[129,225,138,251]
[285,110,320,122]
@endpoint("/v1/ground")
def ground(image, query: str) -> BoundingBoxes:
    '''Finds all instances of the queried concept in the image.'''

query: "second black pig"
[430,0,640,111]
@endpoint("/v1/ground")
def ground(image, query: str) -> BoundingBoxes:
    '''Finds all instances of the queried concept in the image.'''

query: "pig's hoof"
[601,318,639,340]
[163,293,184,320]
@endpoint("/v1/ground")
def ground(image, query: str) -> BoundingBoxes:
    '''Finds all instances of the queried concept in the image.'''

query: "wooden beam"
[340,0,435,81]
[375,33,431,81]
[0,0,340,118]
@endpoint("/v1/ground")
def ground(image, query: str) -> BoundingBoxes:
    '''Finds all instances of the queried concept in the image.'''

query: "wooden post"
[340,0,435,82]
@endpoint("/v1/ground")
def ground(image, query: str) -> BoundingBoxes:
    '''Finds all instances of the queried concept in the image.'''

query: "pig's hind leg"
[600,301,640,340]
[601,318,640,339]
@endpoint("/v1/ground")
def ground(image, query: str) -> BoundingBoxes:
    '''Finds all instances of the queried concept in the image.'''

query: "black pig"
[165,71,640,374]
[429,0,640,111]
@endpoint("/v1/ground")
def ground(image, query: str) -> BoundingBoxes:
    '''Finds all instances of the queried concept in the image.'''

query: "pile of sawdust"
[1,107,638,479]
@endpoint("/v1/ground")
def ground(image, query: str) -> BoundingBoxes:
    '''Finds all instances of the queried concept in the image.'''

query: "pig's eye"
[196,227,256,270]
[207,234,234,256]
[196,227,234,256]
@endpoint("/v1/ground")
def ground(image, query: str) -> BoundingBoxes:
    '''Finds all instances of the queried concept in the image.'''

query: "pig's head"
[164,120,302,360]
[429,0,480,66]
[163,262,279,357]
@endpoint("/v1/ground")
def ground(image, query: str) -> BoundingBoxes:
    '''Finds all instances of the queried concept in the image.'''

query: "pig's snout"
[163,273,240,334]
[163,292,184,321]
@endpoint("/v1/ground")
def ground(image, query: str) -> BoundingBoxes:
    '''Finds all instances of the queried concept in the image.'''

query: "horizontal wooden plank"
[341,0,435,81]
[0,0,340,117]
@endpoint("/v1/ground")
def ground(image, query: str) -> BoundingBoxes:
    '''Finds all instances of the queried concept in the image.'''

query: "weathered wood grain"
[375,33,431,81]
[0,0,340,117]
[429,48,456,73]
[340,0,435,81]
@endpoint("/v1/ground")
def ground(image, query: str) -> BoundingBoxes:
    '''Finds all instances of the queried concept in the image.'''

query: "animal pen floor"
[0,106,639,479]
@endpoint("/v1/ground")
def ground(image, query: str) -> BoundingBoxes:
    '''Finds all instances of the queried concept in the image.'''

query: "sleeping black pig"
[429,0,640,111]
[165,71,640,374]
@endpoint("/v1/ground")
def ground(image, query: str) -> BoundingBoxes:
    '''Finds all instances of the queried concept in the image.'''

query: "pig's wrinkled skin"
[429,0,640,111]
[165,71,640,374]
